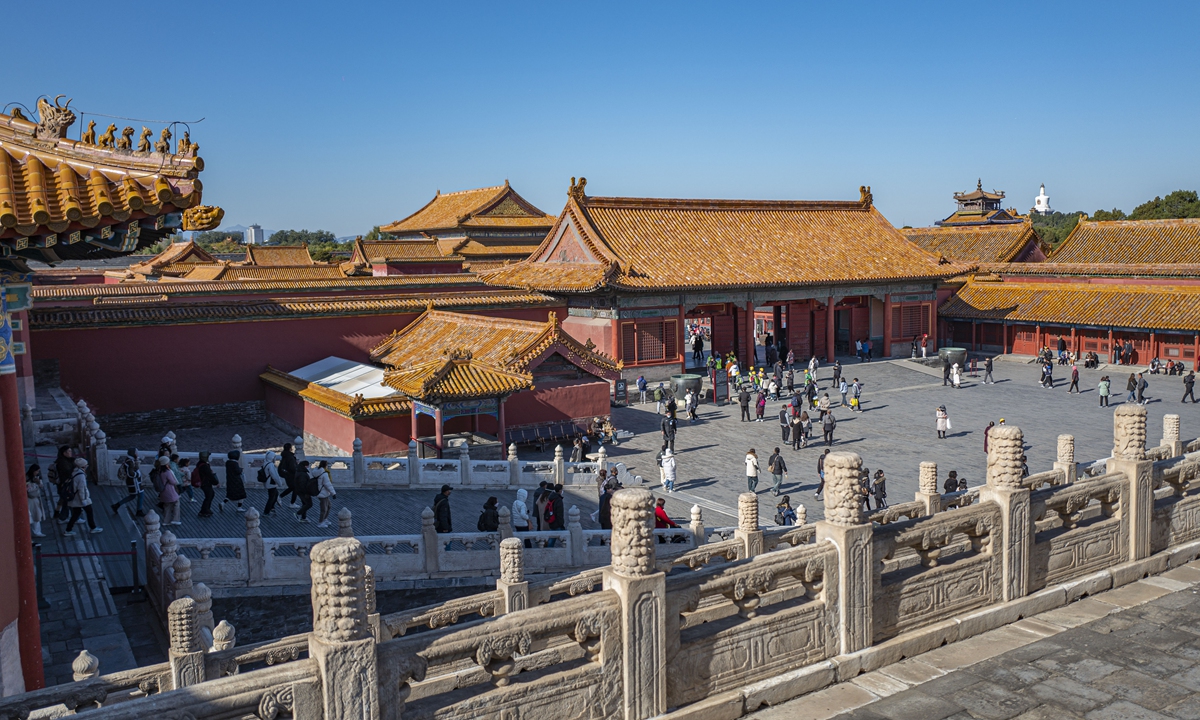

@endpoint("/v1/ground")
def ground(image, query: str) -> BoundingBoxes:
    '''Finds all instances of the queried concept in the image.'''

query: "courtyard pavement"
[110,356,1200,542]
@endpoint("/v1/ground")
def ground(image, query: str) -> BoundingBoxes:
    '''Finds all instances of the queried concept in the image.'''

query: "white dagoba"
[1034,184,1052,215]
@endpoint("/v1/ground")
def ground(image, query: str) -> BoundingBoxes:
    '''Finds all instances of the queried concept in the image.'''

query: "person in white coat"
[314,462,337,528]
[662,449,677,493]
[512,488,531,532]
[262,451,284,517]
[64,458,102,535]
[745,449,760,493]
[951,362,962,389]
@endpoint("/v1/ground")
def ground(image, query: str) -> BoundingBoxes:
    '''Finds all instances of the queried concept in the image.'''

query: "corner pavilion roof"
[481,181,969,293]
[370,308,620,401]
[901,221,1041,263]
[381,182,556,234]
[1047,217,1200,265]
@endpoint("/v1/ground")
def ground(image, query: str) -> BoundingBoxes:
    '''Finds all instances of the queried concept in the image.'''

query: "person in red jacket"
[654,497,679,530]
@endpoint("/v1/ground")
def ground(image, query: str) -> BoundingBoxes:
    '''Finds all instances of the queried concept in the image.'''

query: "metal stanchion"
[34,544,49,610]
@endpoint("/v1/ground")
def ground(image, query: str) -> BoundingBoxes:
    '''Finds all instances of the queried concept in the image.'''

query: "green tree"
[1030,211,1083,249]
[1128,190,1200,220]
[1090,208,1127,221]
[268,229,337,245]
[191,229,244,245]
[362,226,393,242]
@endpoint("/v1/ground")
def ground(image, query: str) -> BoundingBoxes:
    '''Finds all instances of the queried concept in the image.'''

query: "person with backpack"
[112,448,145,517]
[873,470,888,510]
[637,375,648,404]
[278,443,300,508]
[157,456,181,526]
[653,384,665,414]
[661,413,677,452]
[545,484,566,531]
[221,450,248,513]
[432,484,453,533]
[774,495,798,526]
[196,451,219,518]
[295,460,316,523]
[314,461,337,528]
[769,447,788,497]
[52,445,75,521]
[63,458,102,535]
[261,451,283,517]
[477,496,500,532]
[822,412,837,447]
[533,481,549,531]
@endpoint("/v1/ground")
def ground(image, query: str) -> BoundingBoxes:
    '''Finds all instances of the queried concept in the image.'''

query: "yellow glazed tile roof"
[978,262,1200,279]
[482,185,968,292]
[1048,218,1200,264]
[901,221,1039,263]
[128,241,217,274]
[353,239,454,263]
[31,273,487,300]
[382,182,555,234]
[940,280,1200,332]
[384,352,533,401]
[260,367,410,419]
[244,245,315,265]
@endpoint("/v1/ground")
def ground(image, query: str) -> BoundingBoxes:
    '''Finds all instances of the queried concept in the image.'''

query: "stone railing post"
[554,445,565,485]
[338,507,354,538]
[144,509,161,548]
[498,506,513,540]
[979,425,1032,602]
[245,508,264,586]
[568,506,584,566]
[602,488,665,720]
[688,505,705,546]
[815,451,873,655]
[193,582,215,634]
[211,620,236,652]
[93,431,111,485]
[508,443,520,488]
[159,531,178,607]
[294,435,305,464]
[365,565,381,642]
[168,597,206,688]
[421,507,439,574]
[1054,434,1077,485]
[231,434,244,471]
[597,445,608,476]
[72,649,99,682]
[916,461,941,515]
[1108,405,1153,561]
[796,504,808,526]
[173,554,193,601]
[734,493,764,559]
[408,440,420,486]
[353,438,365,485]
[458,445,471,486]
[1162,414,1183,456]
[497,538,529,614]
[20,404,34,449]
[309,538,379,718]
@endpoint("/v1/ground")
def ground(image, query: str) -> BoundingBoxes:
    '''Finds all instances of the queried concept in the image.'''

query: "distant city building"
[1033,184,1052,215]
[246,224,265,245]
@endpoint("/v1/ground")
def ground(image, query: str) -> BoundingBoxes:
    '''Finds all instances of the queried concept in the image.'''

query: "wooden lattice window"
[621,322,637,364]
[899,306,926,338]
[637,322,665,361]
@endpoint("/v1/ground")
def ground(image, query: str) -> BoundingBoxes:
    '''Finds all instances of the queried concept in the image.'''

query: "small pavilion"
[371,308,620,456]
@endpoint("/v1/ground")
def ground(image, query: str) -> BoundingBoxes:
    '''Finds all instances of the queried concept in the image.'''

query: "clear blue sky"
[7,1,1199,236]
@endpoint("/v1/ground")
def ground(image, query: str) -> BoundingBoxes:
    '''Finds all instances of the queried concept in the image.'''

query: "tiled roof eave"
[259,367,411,419]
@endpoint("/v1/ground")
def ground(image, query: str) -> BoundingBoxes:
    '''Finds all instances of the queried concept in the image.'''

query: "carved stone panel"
[873,555,998,643]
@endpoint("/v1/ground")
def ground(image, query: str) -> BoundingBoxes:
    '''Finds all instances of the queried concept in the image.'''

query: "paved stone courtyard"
[111,356,1200,540]
[750,564,1200,720]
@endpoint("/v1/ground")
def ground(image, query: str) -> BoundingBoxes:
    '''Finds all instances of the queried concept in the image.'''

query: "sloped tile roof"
[482,187,968,293]
[353,239,453,262]
[1048,218,1200,264]
[245,245,314,265]
[940,280,1200,331]
[381,182,555,234]
[31,273,487,299]
[978,262,1200,279]
[220,265,348,281]
[901,221,1039,263]
[384,353,532,401]
[260,367,410,419]
[127,241,216,274]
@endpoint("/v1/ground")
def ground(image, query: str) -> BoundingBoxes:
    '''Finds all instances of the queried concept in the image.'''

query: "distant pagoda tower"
[935,179,1024,226]
[1033,184,1052,215]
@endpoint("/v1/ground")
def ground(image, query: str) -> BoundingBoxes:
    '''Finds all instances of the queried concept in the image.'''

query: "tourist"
[944,470,959,495]
[983,356,995,384]
[654,497,679,532]
[818,393,831,418]
[873,470,888,510]
[1098,376,1111,407]
[261,451,283,517]
[815,449,829,498]
[1137,372,1149,405]
[157,456,181,527]
[1124,340,1134,365]
[951,362,962,389]
[476,497,500,532]
[822,411,836,447]
[984,421,994,453]
[112,448,145,517]
[313,462,337,528]
[63,458,102,535]
[769,447,788,497]
[943,362,952,387]
[789,410,803,450]
[662,449,677,493]
[858,468,873,512]
[839,377,849,407]
[767,376,779,401]
[1184,371,1197,403]
[1126,373,1137,403]
[662,412,678,452]
[865,338,873,361]
[921,334,928,358]
[786,348,795,370]
[637,375,648,404]
[598,481,614,530]
[855,338,863,362]
[799,411,812,448]
[570,437,583,463]
[508,489,529,534]
[809,355,819,375]
[755,390,766,422]
[1041,361,1053,389]
[52,446,74,522]
[169,455,192,504]
[294,460,314,522]
[546,484,566,531]
[745,449,760,493]
[433,484,453,533]
[851,378,863,413]
[196,451,219,518]
[279,442,299,508]
[936,405,950,440]
[692,333,704,366]
[26,464,44,538]
[685,390,698,422]
[1068,364,1080,393]
[221,450,248,513]
[654,384,665,414]
[775,496,798,526]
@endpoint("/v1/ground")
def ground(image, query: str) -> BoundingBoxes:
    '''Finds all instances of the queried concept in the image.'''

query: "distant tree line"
[1033,189,1200,248]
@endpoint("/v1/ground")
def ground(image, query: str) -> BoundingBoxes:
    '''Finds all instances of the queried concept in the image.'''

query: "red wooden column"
[1109,329,1115,362]
[0,370,41,689]
[745,301,756,367]
[1072,327,1078,358]
[410,402,418,443]
[826,296,836,363]
[497,398,507,449]
[1002,323,1008,354]
[434,406,444,459]
[972,322,977,351]
[1150,331,1157,362]
[1194,334,1199,371]
[883,295,893,358]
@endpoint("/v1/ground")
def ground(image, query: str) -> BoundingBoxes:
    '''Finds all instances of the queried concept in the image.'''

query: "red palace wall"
[506,380,611,426]
[31,306,559,416]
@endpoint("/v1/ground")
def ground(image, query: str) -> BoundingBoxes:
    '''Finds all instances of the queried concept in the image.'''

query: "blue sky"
[6,1,1199,236]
